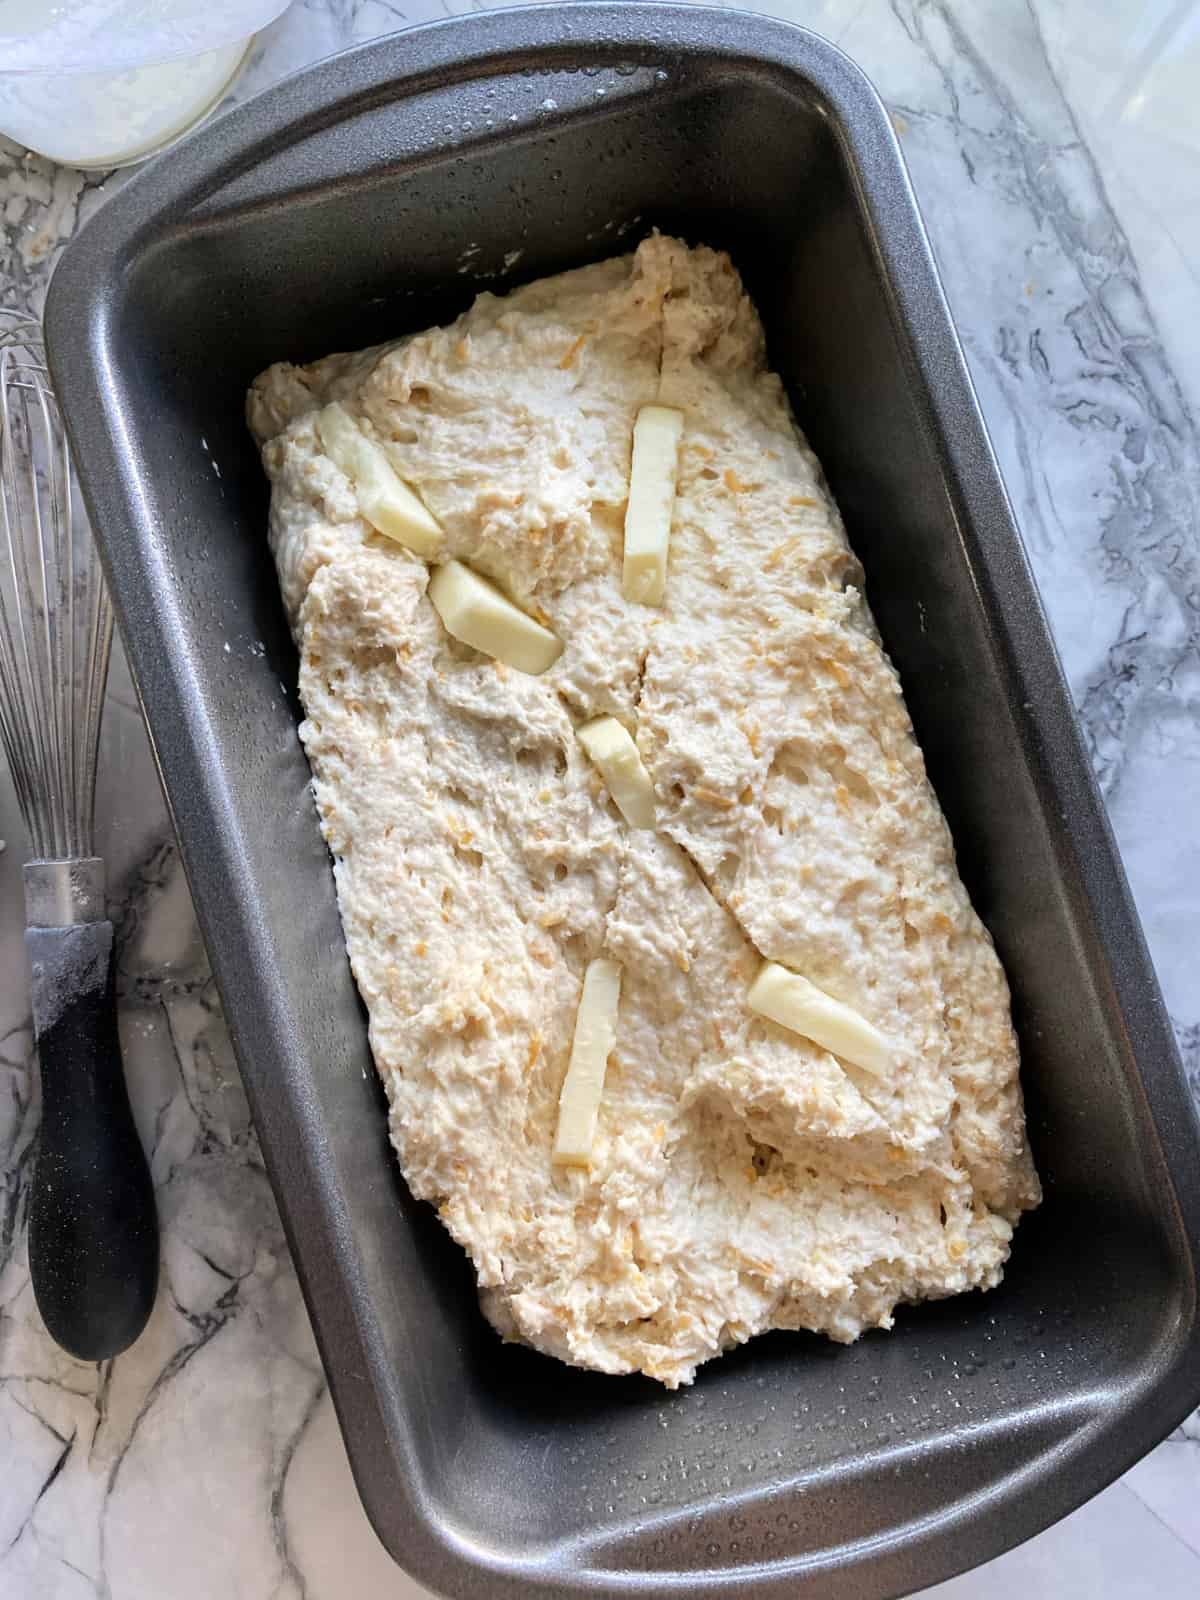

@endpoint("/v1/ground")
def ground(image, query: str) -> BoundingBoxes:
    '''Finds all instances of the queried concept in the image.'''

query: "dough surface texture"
[248,235,1040,1388]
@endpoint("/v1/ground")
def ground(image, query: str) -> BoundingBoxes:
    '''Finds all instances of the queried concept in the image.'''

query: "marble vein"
[886,0,1200,798]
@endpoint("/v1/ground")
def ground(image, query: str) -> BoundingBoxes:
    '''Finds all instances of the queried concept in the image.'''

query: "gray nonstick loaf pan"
[45,5,1200,1598]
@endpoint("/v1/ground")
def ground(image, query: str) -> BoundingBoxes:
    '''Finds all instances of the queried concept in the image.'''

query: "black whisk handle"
[25,920,158,1361]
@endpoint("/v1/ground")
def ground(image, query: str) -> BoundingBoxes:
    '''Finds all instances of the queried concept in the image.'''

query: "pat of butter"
[577,717,656,829]
[553,958,623,1167]
[747,961,892,1076]
[316,401,442,557]
[622,404,683,606]
[427,559,563,675]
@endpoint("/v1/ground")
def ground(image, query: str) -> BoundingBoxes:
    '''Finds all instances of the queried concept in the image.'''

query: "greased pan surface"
[45,7,1200,1597]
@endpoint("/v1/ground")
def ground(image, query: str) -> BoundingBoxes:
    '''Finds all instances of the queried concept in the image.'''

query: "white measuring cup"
[0,1,293,168]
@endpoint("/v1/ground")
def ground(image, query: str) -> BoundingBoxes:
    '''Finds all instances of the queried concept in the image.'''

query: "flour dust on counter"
[247,233,1039,1388]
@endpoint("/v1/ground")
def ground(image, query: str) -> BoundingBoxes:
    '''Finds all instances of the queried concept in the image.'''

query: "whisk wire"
[2,352,65,856]
[83,553,113,843]
[0,316,113,863]
[0,368,54,845]
[30,372,70,854]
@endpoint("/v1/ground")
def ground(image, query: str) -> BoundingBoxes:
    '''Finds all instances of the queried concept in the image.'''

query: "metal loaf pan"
[45,6,1200,1597]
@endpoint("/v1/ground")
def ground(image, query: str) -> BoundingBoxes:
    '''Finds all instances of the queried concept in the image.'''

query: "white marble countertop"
[1,2,1198,1596]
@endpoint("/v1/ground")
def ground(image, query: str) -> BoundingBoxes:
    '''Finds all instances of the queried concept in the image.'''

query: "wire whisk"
[0,311,113,863]
[0,307,157,1362]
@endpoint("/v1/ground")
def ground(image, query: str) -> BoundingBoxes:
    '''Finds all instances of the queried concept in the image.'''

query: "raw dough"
[248,234,1039,1388]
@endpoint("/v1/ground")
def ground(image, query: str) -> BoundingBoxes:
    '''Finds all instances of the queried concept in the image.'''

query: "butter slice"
[747,961,892,1076]
[316,401,442,557]
[428,559,563,675]
[577,717,656,829]
[622,404,684,606]
[553,958,623,1166]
